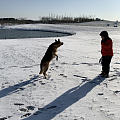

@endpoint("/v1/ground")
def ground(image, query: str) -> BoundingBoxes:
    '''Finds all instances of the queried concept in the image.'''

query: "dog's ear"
[58,39,60,42]
[55,39,57,42]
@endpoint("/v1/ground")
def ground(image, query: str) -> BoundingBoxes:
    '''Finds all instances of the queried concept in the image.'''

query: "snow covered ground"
[0,22,120,120]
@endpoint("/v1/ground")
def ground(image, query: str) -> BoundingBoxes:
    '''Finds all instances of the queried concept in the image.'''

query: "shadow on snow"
[22,75,105,120]
[0,74,39,98]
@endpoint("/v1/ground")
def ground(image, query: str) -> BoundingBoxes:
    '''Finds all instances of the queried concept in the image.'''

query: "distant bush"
[0,18,37,25]
[40,15,96,24]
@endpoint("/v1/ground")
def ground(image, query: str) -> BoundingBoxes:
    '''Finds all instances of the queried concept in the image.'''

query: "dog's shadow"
[22,76,105,120]
[0,74,40,98]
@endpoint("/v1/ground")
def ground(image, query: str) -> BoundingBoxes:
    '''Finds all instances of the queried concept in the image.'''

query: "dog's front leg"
[54,53,58,61]
[53,52,58,61]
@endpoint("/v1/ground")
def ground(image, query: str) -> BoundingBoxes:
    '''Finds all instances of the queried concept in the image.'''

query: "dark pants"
[101,56,112,74]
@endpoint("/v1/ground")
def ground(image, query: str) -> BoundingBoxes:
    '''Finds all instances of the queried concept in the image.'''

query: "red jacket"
[101,39,113,56]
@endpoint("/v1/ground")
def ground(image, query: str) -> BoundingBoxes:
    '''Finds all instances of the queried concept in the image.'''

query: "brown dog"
[39,39,63,78]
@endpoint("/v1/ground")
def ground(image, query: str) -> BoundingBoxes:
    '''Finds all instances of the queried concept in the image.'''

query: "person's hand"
[99,57,102,64]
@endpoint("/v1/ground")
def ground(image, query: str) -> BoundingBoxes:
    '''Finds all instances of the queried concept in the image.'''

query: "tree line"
[0,16,101,25]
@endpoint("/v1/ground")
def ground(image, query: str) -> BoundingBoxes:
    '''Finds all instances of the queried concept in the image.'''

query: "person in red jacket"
[99,31,113,78]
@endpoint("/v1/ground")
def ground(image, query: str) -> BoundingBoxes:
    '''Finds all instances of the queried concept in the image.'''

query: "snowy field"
[0,22,120,120]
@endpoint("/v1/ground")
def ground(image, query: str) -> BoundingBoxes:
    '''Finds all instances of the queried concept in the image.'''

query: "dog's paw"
[56,57,58,61]
[44,75,51,80]
[39,72,42,74]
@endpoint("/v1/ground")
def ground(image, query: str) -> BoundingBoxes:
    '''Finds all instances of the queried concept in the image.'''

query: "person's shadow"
[22,75,105,120]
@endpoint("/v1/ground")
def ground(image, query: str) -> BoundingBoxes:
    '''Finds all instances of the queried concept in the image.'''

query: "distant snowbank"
[6,24,76,35]
[0,24,76,39]
[64,21,120,27]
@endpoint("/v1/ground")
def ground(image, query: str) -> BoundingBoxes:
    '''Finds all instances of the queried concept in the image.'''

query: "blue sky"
[0,0,120,20]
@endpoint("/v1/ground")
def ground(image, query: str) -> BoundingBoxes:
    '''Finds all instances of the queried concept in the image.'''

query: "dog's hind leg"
[39,69,43,74]
[43,64,49,79]
[39,64,45,75]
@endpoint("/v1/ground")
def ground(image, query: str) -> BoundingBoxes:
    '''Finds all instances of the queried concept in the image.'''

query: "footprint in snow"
[61,62,68,65]
[72,62,80,65]
[19,108,28,112]
[73,75,88,80]
[26,106,35,111]
[14,103,24,106]
[0,68,4,70]
[114,90,120,94]
[0,116,12,120]
[59,74,67,78]
[21,113,31,118]
[0,117,7,120]
[98,93,104,96]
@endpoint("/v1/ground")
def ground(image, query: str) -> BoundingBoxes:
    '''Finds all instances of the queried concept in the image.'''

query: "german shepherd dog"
[39,39,63,78]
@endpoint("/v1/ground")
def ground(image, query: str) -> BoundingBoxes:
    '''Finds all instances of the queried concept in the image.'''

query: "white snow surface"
[0,22,120,120]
